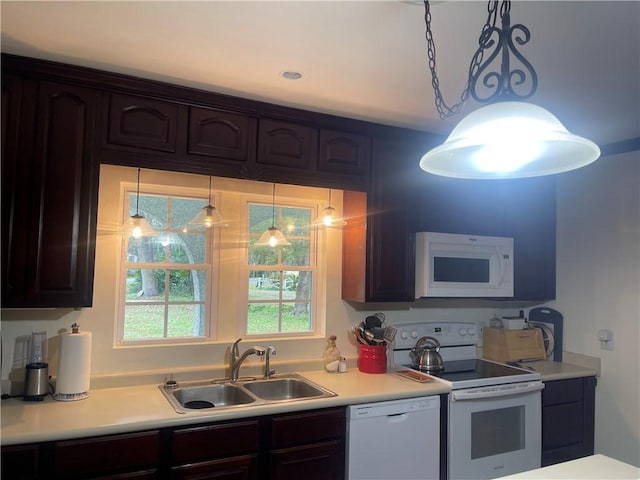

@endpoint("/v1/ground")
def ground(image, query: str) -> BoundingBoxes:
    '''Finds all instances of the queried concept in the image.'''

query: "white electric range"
[392,321,544,480]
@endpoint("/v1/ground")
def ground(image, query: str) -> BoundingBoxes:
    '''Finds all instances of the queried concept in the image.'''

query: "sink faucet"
[229,338,266,382]
[264,346,276,379]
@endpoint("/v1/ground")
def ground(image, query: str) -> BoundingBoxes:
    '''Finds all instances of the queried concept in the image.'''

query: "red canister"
[358,345,387,374]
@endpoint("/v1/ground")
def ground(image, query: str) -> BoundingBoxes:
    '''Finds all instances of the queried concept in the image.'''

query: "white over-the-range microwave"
[415,231,514,298]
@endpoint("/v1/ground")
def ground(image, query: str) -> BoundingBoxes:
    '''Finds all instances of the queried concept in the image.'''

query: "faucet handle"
[253,346,267,356]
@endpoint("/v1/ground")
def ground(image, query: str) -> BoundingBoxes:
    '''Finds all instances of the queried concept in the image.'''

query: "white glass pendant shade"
[420,102,601,179]
[122,214,156,239]
[190,205,224,228]
[320,206,347,227]
[255,226,291,247]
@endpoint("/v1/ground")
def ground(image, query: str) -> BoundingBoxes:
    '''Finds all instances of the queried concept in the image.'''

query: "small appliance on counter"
[23,331,50,401]
[54,323,92,401]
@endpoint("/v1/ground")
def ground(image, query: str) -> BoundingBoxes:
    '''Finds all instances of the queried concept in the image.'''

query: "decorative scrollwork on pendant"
[468,9,538,103]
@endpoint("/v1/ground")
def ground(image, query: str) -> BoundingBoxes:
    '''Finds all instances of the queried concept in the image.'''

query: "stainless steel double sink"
[159,373,337,414]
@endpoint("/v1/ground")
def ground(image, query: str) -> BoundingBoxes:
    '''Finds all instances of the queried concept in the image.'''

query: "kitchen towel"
[54,330,92,401]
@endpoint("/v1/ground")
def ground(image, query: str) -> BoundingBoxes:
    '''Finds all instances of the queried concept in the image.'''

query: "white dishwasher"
[347,395,440,480]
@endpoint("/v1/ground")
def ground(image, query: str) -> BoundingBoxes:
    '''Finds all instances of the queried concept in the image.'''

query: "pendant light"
[122,168,155,239]
[255,184,291,247]
[189,176,224,228]
[318,189,347,228]
[420,0,600,179]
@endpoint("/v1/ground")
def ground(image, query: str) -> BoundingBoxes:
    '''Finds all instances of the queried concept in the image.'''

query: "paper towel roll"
[55,331,92,400]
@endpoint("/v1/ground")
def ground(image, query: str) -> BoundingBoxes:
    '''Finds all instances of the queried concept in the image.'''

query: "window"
[118,190,214,344]
[114,170,328,346]
[246,202,316,336]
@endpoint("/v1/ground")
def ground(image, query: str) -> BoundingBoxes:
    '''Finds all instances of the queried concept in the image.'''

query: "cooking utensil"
[364,315,382,329]
[409,336,444,372]
[383,326,397,344]
[353,326,370,346]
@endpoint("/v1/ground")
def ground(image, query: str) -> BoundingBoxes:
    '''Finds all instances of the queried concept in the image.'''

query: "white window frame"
[237,193,327,340]
[115,182,221,347]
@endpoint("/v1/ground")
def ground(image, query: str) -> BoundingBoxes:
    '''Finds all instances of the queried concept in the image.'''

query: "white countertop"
[1,369,449,446]
[0,359,598,446]
[497,454,639,479]
[517,359,598,381]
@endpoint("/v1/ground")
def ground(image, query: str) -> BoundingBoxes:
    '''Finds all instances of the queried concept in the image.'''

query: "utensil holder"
[358,345,387,374]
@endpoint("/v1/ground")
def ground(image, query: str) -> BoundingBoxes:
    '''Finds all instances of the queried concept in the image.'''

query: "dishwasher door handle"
[386,412,409,423]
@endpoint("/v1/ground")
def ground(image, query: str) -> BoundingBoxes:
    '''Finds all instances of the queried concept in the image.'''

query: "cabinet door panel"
[366,137,420,301]
[53,430,160,477]
[257,119,317,170]
[188,107,256,164]
[108,93,178,152]
[270,408,345,448]
[1,74,30,305]
[1,444,39,480]
[319,129,369,175]
[26,81,99,307]
[171,455,258,480]
[270,440,343,480]
[172,420,259,463]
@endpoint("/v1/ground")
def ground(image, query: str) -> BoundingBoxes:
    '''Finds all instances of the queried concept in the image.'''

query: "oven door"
[448,381,543,480]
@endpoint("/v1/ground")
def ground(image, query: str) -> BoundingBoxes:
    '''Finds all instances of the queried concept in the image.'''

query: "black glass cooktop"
[405,358,530,382]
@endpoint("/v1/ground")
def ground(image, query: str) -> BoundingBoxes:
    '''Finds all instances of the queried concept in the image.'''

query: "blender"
[23,331,50,401]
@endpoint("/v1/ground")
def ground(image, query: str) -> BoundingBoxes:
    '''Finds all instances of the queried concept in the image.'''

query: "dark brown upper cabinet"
[416,175,557,302]
[1,77,100,307]
[108,92,179,152]
[318,129,370,190]
[188,107,256,161]
[256,119,318,178]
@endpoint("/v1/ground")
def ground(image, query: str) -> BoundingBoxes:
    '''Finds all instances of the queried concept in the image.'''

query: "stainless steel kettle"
[409,336,444,372]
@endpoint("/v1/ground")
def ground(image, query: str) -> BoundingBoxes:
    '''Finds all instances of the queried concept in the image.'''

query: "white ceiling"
[2,1,639,146]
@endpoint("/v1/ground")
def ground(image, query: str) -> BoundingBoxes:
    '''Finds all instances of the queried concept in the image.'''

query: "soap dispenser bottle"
[323,335,341,373]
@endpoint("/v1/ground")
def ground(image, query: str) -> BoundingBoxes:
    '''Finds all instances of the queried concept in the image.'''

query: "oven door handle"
[451,381,544,401]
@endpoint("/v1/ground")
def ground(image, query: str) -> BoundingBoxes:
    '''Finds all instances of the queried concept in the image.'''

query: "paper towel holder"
[53,323,91,402]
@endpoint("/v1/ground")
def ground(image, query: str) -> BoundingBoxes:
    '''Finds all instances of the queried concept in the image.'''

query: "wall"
[547,149,639,466]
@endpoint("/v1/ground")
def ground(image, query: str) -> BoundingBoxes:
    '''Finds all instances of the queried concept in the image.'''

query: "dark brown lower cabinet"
[1,407,346,480]
[269,408,345,480]
[541,377,596,467]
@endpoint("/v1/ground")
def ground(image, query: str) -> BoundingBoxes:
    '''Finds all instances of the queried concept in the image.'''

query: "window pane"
[249,243,278,266]
[167,304,206,337]
[126,268,165,300]
[248,271,281,300]
[168,269,202,301]
[123,304,165,340]
[247,304,279,334]
[171,197,206,230]
[249,204,274,234]
[282,303,311,332]
[136,194,168,229]
[282,271,310,301]
[172,231,206,264]
[282,239,310,266]
[127,236,165,264]
[283,207,310,236]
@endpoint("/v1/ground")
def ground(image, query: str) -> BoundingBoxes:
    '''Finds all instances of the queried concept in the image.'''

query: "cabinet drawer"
[270,408,345,448]
[171,420,260,463]
[2,444,40,480]
[543,378,584,405]
[53,430,160,477]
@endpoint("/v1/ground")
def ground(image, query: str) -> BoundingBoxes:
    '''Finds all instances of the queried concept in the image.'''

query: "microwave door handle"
[451,382,544,401]
[496,246,506,286]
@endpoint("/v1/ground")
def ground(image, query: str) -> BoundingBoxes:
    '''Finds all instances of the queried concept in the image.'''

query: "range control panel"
[393,322,478,349]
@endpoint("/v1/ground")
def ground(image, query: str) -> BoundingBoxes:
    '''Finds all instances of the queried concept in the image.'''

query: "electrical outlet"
[597,329,614,351]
